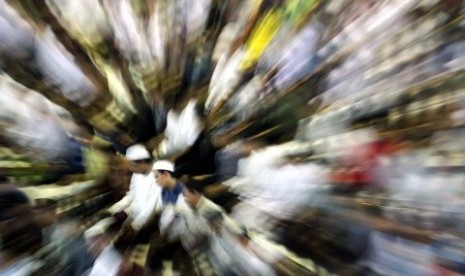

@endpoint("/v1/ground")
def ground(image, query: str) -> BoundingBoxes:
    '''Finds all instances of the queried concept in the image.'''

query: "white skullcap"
[152,160,174,172]
[125,144,151,161]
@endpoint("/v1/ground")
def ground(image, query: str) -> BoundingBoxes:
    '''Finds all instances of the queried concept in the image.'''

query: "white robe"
[109,172,162,230]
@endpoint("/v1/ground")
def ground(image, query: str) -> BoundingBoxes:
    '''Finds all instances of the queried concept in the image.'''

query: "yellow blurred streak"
[240,7,285,71]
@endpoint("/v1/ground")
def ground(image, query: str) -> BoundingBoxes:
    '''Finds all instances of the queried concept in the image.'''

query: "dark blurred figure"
[0,186,50,275]
[34,198,94,276]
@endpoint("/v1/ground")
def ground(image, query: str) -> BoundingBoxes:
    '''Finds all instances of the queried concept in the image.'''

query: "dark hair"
[184,178,204,194]
[0,186,30,216]
[157,170,174,177]
[0,186,42,255]
[132,158,152,164]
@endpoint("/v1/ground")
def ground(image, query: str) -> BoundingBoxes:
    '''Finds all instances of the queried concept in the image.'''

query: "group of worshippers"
[0,142,274,276]
[86,144,275,276]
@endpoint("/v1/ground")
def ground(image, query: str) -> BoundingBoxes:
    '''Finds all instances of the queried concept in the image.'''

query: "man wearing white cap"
[152,160,183,207]
[145,160,191,273]
[109,144,162,231]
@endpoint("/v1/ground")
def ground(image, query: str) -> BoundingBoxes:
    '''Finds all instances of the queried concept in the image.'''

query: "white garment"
[179,197,226,252]
[158,194,190,241]
[46,0,110,46]
[185,0,212,44]
[109,172,162,230]
[36,28,97,107]
[209,232,240,275]
[209,228,276,276]
[0,0,35,60]
[161,100,201,157]
[88,246,123,276]
[104,0,151,64]
[205,48,245,111]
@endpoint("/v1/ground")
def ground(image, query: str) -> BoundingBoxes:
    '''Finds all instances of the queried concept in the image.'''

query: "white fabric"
[185,0,212,44]
[125,144,151,161]
[209,232,240,275]
[128,172,163,229]
[109,172,162,230]
[104,0,151,64]
[152,160,174,172]
[178,197,224,252]
[0,0,35,60]
[35,28,97,107]
[159,195,190,241]
[147,0,166,68]
[230,75,263,120]
[46,0,110,46]
[206,48,245,111]
[88,246,123,276]
[84,217,115,240]
[0,79,70,162]
[208,226,276,276]
[162,100,201,157]
[212,23,239,63]
[231,145,328,225]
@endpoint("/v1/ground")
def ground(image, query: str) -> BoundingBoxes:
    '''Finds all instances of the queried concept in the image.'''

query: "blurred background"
[2,0,465,275]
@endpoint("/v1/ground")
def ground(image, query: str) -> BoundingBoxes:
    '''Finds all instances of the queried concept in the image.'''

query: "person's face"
[129,160,151,174]
[182,188,201,208]
[155,171,171,188]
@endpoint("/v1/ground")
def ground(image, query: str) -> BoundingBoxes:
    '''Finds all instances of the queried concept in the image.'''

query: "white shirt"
[159,193,189,241]
[161,100,201,157]
[88,246,123,276]
[109,171,162,230]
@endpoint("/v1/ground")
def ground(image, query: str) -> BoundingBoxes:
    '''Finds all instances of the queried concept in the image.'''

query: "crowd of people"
[1,143,310,276]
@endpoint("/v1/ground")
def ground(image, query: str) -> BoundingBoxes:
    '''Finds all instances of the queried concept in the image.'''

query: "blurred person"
[143,179,227,275]
[153,160,184,207]
[0,186,59,275]
[144,160,191,274]
[108,144,162,233]
[203,138,265,211]
[204,210,243,276]
[180,179,244,251]
[85,218,150,276]
[34,198,94,275]
[158,99,203,159]
[205,211,276,276]
[182,180,275,276]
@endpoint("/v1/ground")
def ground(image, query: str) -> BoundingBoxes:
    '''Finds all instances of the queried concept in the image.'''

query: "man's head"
[182,179,204,208]
[152,160,175,188]
[125,144,152,174]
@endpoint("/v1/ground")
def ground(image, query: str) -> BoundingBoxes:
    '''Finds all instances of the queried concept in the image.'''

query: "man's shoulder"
[198,197,224,215]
